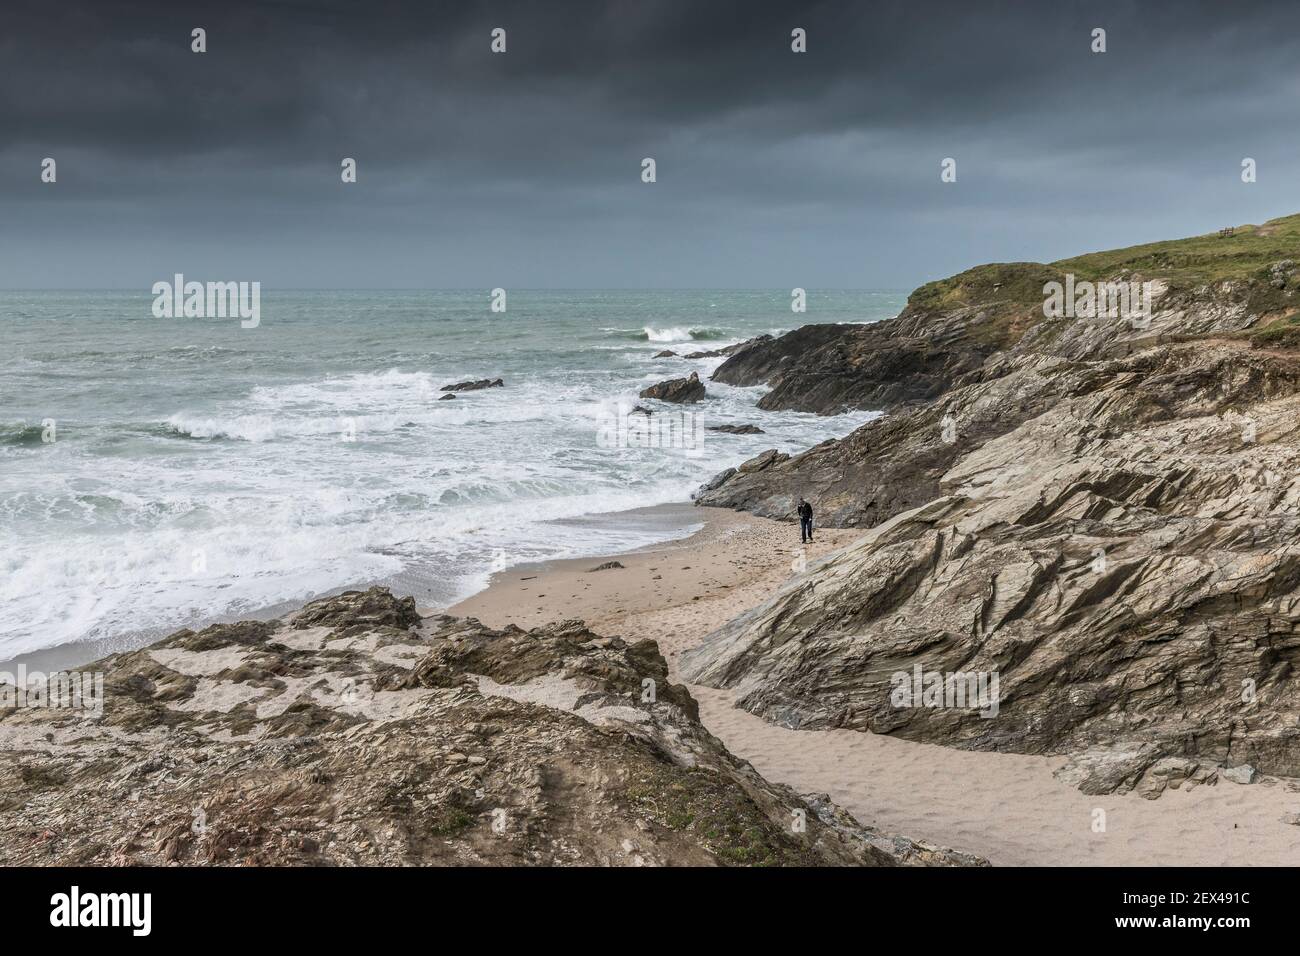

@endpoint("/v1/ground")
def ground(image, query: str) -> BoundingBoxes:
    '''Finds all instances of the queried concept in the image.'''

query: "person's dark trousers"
[800,517,813,542]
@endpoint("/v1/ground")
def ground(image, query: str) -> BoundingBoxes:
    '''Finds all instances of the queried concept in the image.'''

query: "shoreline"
[0,501,712,676]
[448,501,841,634]
[452,504,1300,867]
[15,494,1300,865]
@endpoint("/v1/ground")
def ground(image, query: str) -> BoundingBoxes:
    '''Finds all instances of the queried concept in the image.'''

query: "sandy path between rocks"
[450,504,1300,865]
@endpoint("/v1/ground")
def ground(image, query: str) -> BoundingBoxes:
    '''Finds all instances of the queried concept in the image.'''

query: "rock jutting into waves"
[440,378,504,392]
[684,342,751,359]
[0,587,982,866]
[639,371,706,404]
[688,213,1300,797]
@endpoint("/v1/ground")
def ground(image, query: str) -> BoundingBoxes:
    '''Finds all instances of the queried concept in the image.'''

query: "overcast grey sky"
[2,0,1299,289]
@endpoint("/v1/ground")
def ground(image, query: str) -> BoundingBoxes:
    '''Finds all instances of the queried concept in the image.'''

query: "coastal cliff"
[688,214,1300,796]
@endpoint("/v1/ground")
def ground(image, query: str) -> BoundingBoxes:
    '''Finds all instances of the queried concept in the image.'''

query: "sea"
[0,289,902,664]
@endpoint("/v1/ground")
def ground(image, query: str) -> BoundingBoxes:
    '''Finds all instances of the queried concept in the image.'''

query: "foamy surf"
[0,289,901,660]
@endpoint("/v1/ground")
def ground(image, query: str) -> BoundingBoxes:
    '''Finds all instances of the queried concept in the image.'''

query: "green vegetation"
[907,261,1065,316]
[623,769,822,867]
[905,262,1067,348]
[902,213,1300,348]
[427,804,476,835]
[1053,213,1300,290]
[1250,317,1300,350]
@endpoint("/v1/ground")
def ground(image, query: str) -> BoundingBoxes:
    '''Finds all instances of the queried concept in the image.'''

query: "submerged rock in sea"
[0,586,981,866]
[639,371,706,404]
[651,341,750,361]
[685,342,750,359]
[440,378,504,392]
[707,424,764,434]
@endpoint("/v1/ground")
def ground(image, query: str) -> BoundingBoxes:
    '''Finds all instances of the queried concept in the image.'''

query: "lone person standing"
[798,498,814,544]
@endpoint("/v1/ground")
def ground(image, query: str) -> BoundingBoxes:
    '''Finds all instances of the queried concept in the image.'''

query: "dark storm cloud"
[2,0,1300,288]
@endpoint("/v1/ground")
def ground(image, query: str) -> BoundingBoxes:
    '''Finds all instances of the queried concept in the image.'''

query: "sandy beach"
[451,503,1300,866]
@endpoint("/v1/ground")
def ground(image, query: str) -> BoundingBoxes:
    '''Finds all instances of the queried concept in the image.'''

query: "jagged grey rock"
[639,371,706,404]
[1222,765,1258,785]
[688,223,1300,796]
[0,587,981,866]
[440,378,504,392]
[686,341,1300,793]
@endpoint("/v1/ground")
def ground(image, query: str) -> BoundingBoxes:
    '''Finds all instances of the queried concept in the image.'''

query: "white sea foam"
[643,325,698,343]
[0,290,900,659]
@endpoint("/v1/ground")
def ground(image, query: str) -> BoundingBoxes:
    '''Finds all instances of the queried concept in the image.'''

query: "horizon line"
[0,286,913,294]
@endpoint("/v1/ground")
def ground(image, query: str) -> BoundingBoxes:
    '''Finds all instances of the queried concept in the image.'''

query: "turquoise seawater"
[0,289,903,658]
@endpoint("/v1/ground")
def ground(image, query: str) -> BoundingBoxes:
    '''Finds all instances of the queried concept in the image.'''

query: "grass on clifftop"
[904,212,1300,345]
[1052,212,1300,289]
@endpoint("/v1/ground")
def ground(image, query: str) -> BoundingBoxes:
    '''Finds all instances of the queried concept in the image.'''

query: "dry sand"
[450,503,1300,866]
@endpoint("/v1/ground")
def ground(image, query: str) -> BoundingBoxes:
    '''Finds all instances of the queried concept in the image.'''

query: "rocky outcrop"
[700,219,1300,521]
[710,233,1300,419]
[713,319,996,415]
[649,341,752,361]
[684,342,750,359]
[0,587,981,866]
[441,378,504,392]
[708,424,765,435]
[689,214,1300,795]
[711,328,839,389]
[697,351,1109,526]
[735,449,789,475]
[710,264,1072,415]
[293,587,421,631]
[640,371,706,404]
[686,340,1300,794]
